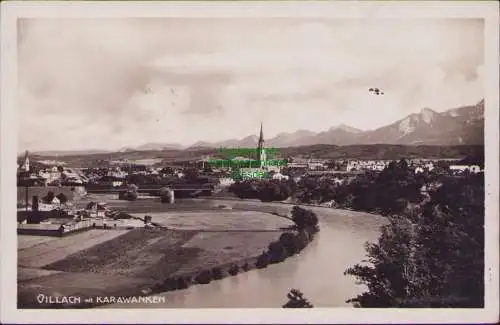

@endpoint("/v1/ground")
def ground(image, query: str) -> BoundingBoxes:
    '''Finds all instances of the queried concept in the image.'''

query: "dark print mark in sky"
[369,87,384,95]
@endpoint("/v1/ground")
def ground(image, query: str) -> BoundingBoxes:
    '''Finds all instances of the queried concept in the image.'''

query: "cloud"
[18,18,484,151]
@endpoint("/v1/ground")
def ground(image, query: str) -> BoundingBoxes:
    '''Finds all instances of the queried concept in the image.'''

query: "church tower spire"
[257,122,266,168]
[23,150,30,172]
[258,122,264,147]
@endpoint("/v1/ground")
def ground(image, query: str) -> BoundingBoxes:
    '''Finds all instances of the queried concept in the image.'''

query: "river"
[106,200,387,308]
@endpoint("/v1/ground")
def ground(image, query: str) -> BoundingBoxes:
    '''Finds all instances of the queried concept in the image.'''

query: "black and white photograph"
[1,1,499,324]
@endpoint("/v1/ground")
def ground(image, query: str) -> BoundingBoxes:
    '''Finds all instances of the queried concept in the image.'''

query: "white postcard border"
[1,1,498,324]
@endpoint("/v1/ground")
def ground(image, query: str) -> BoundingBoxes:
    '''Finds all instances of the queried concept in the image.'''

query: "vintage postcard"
[1,1,499,324]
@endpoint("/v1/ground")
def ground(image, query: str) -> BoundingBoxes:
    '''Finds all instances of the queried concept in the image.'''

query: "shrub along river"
[107,200,387,308]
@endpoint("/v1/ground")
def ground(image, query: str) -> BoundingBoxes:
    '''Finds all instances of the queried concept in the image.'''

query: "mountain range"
[188,99,484,149]
[30,100,484,156]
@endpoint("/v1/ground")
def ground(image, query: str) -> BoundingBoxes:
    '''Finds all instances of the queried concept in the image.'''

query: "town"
[16,124,483,234]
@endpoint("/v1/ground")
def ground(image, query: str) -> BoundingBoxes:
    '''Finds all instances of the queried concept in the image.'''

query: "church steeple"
[258,122,264,145]
[23,150,30,172]
[257,122,266,167]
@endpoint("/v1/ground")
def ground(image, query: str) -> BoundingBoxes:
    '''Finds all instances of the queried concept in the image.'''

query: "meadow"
[17,205,293,308]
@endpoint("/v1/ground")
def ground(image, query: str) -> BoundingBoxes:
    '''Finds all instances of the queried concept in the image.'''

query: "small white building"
[50,196,60,205]
[219,177,236,187]
[272,172,289,181]
[449,165,481,174]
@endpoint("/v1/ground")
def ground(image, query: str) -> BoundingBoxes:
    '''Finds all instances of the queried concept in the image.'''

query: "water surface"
[107,201,386,308]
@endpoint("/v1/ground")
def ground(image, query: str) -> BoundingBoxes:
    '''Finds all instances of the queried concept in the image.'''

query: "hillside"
[27,144,484,168]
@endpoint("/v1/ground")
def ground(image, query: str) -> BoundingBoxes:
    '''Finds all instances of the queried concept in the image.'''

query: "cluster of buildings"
[18,122,483,196]
[346,160,390,172]
[17,151,87,186]
[17,193,143,236]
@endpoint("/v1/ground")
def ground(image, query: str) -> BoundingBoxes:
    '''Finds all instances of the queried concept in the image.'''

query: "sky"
[17,18,484,151]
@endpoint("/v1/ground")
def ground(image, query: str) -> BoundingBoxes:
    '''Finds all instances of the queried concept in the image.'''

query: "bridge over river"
[86,186,213,196]
[106,199,387,308]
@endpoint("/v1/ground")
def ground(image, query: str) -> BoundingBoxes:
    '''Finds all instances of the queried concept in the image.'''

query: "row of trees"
[294,159,432,215]
[229,159,433,216]
[345,173,484,307]
[256,206,320,268]
[229,179,296,202]
[229,159,453,218]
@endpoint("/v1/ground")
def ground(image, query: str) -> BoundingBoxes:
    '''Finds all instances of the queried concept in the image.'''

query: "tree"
[120,184,138,201]
[124,190,138,201]
[290,206,318,230]
[43,191,55,204]
[267,241,287,263]
[211,267,223,280]
[345,174,484,307]
[257,181,283,202]
[255,252,270,269]
[56,193,68,204]
[159,187,174,203]
[282,289,313,308]
[279,232,302,256]
[127,183,139,192]
[195,270,212,284]
[228,264,240,276]
[229,181,258,199]
[184,168,199,183]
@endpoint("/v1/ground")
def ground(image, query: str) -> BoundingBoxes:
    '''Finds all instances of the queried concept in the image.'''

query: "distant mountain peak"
[420,107,436,114]
[398,116,417,135]
[329,124,362,134]
[419,107,437,124]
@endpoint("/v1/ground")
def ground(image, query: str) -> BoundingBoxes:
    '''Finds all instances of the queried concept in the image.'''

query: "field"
[18,230,130,268]
[18,208,290,308]
[18,235,58,250]
[175,231,280,275]
[131,211,292,231]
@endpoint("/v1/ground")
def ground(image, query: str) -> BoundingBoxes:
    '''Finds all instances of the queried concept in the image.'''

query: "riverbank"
[104,202,385,308]
[18,202,320,309]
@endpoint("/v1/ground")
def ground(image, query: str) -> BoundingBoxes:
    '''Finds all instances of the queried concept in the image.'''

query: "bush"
[115,211,132,219]
[295,231,309,250]
[195,270,212,284]
[228,264,239,276]
[43,191,55,204]
[159,187,174,203]
[291,206,318,230]
[56,193,68,204]
[282,289,314,308]
[127,183,139,192]
[119,190,138,201]
[176,277,189,289]
[162,277,177,291]
[229,181,259,199]
[279,232,303,255]
[255,252,270,269]
[211,267,223,280]
[267,241,287,263]
[241,263,250,271]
